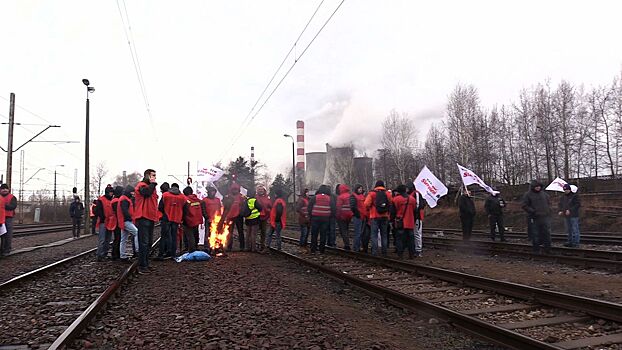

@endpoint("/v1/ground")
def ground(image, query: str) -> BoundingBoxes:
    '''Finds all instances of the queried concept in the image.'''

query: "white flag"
[545,177,578,193]
[456,164,498,195]
[414,166,448,208]
[197,164,224,183]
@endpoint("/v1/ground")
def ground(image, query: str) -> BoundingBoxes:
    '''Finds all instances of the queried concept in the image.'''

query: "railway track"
[422,237,622,272]
[275,236,622,349]
[13,225,75,237]
[0,240,158,349]
[425,227,622,246]
[284,225,622,272]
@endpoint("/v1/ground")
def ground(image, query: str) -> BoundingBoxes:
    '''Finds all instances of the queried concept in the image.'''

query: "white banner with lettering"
[545,177,578,193]
[196,164,224,183]
[456,163,498,195]
[414,166,448,208]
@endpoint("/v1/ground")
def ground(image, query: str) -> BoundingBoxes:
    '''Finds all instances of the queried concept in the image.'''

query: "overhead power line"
[217,0,346,163]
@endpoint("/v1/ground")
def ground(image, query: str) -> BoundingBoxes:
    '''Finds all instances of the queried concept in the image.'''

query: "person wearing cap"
[0,184,17,255]
[95,185,116,261]
[69,196,85,238]
[558,183,581,247]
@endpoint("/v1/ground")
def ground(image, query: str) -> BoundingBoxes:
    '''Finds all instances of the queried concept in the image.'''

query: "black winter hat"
[374,180,385,188]
[160,182,170,192]
[105,185,114,194]
[0,184,8,190]
[171,183,180,189]
[563,184,571,191]
[183,186,193,196]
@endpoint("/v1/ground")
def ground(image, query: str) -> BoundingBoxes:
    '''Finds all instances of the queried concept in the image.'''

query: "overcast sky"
[1,0,621,197]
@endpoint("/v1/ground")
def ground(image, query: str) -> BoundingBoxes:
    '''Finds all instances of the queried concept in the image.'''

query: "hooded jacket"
[484,194,505,217]
[119,185,135,225]
[296,190,310,225]
[522,180,551,218]
[349,184,368,220]
[336,184,353,221]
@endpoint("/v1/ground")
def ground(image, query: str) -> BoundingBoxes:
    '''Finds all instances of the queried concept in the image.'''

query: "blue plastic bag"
[174,251,211,262]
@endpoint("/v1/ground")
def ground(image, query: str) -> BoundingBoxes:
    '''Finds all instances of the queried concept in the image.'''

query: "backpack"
[239,199,252,218]
[375,190,389,214]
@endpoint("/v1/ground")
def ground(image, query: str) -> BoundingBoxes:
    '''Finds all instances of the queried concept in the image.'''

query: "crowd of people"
[458,180,581,253]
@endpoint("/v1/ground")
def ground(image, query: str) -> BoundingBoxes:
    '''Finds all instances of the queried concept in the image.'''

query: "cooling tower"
[323,143,354,187]
[305,151,326,188]
[353,157,374,190]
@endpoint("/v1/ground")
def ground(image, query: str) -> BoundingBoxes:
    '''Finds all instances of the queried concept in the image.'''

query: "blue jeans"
[370,218,389,256]
[266,223,283,250]
[565,217,580,246]
[120,221,139,259]
[352,216,364,252]
[311,220,330,253]
[97,224,112,259]
[299,224,309,246]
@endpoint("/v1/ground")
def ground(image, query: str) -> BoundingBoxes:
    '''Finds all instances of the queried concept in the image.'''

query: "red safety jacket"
[116,195,134,230]
[352,193,368,220]
[184,194,203,228]
[224,193,243,220]
[297,196,309,224]
[393,194,416,229]
[162,191,186,224]
[336,185,353,221]
[98,196,116,231]
[311,194,331,218]
[134,181,158,221]
[202,197,222,222]
[256,194,272,220]
[270,198,287,228]
[3,193,15,217]
[0,197,5,225]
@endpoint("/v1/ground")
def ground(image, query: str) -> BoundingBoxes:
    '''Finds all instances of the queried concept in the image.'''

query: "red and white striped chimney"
[296,120,305,170]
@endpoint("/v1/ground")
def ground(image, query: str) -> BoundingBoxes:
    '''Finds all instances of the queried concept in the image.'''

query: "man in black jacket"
[69,196,84,238]
[484,192,506,242]
[522,180,551,254]
[458,187,476,241]
[558,184,581,247]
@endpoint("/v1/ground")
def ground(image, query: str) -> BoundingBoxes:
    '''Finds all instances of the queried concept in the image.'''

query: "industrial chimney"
[296,120,305,170]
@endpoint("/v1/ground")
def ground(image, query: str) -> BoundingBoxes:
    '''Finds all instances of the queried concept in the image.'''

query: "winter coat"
[558,192,581,218]
[69,201,84,218]
[364,186,393,219]
[458,194,475,218]
[336,184,353,221]
[393,194,416,229]
[521,180,551,218]
[484,195,505,217]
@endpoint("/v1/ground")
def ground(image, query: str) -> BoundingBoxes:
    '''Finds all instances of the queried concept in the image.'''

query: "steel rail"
[0,248,97,290]
[48,238,161,350]
[271,246,561,350]
[13,225,75,237]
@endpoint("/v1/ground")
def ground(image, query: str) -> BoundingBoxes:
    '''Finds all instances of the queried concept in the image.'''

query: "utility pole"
[19,150,24,224]
[83,79,94,234]
[6,93,15,188]
[187,161,190,180]
[53,169,58,222]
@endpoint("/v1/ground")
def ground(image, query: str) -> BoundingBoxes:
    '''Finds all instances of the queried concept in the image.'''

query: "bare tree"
[91,162,109,196]
[112,171,141,188]
[381,109,418,184]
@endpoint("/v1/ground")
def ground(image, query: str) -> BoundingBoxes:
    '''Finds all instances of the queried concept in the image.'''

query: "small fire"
[209,214,230,251]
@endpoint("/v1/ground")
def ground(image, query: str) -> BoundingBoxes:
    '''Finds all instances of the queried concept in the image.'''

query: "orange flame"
[209,213,230,250]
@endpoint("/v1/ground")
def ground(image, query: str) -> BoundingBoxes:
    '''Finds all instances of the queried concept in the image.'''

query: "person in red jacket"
[350,184,369,253]
[392,185,417,259]
[336,184,353,250]
[95,185,116,261]
[296,188,310,248]
[0,184,17,256]
[202,186,222,251]
[255,185,272,252]
[266,189,286,251]
[158,183,186,258]
[110,186,124,260]
[182,186,205,253]
[364,180,393,257]
[307,184,336,254]
[221,183,245,252]
[0,195,5,254]
[134,169,158,274]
